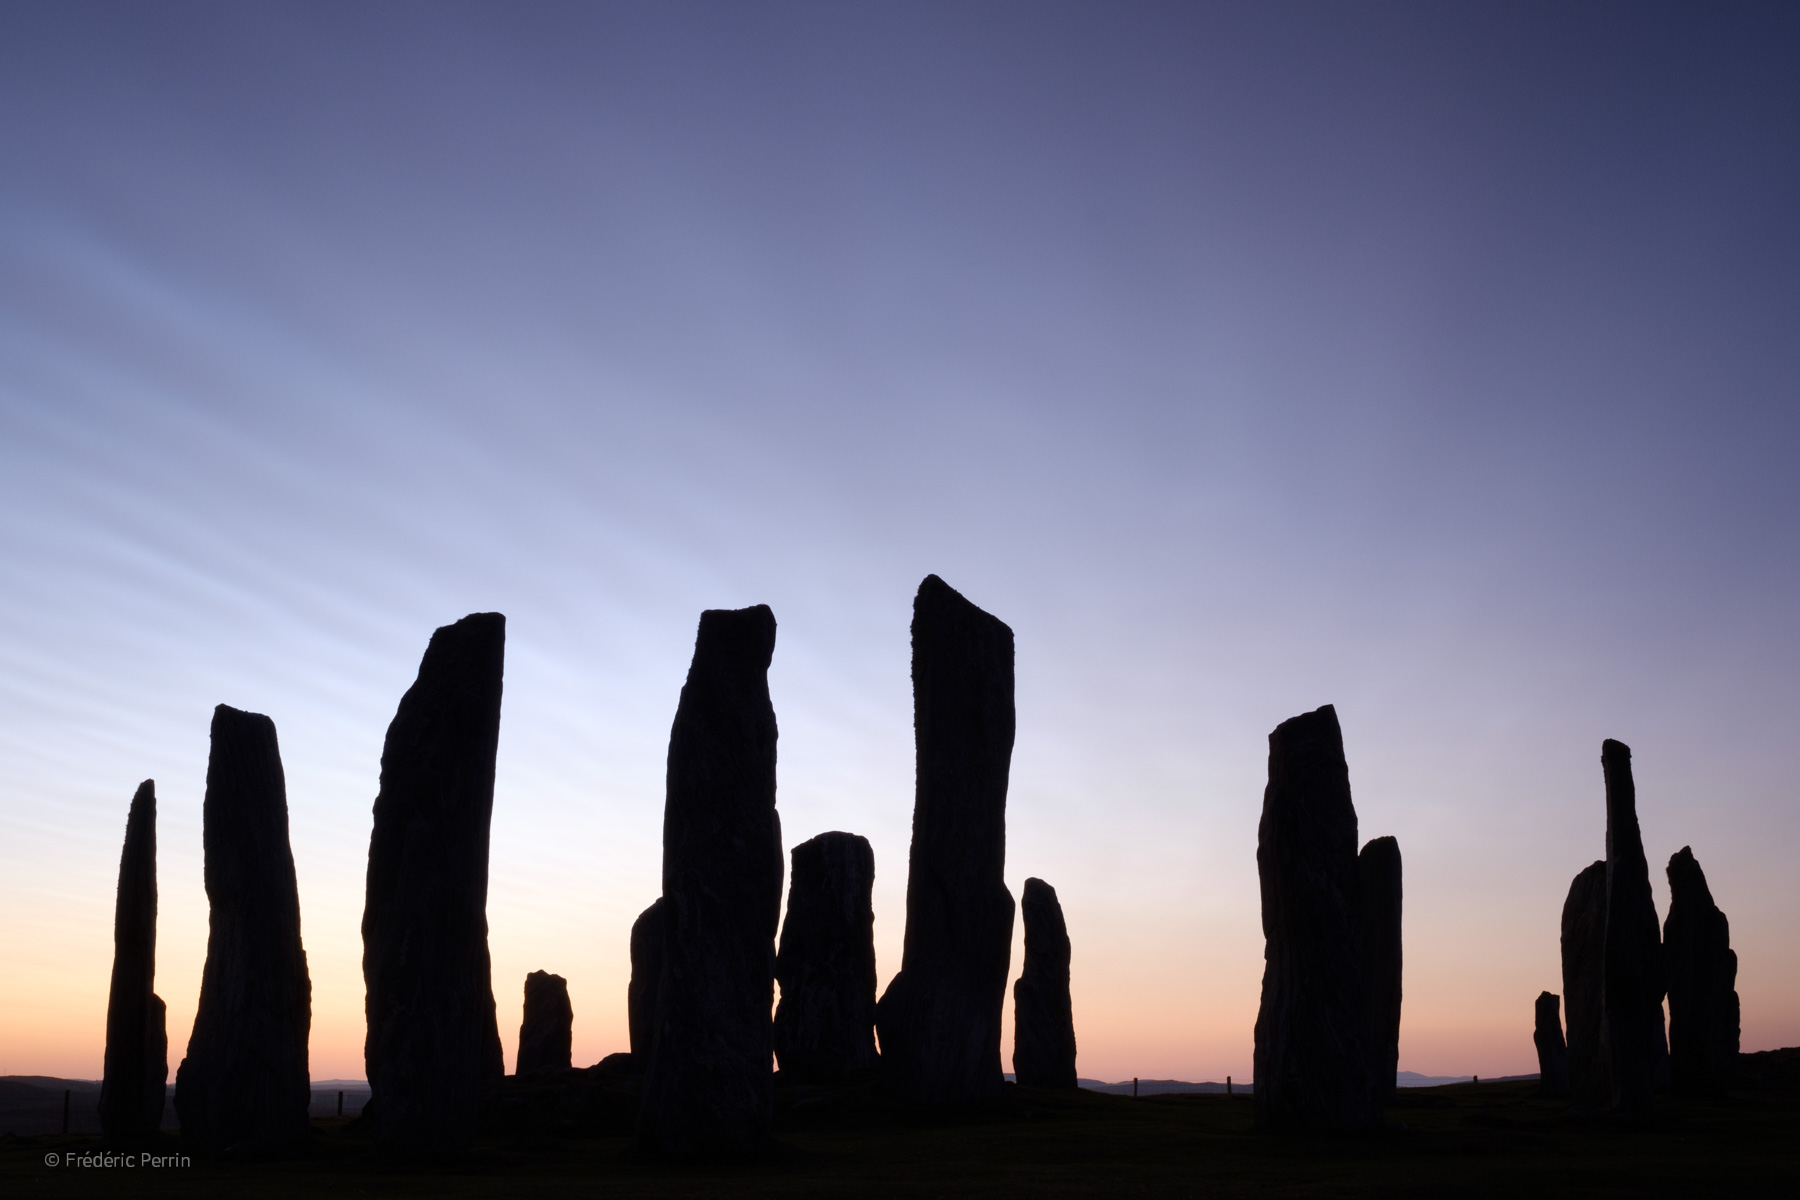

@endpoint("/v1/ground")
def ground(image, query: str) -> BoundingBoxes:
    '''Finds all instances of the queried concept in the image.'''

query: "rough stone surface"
[876,575,1017,1105]
[1534,991,1571,1097]
[1561,860,1610,1109]
[174,705,312,1150]
[636,605,783,1156]
[361,612,508,1146]
[628,899,666,1063]
[1012,877,1077,1088]
[1251,704,1377,1131]
[101,780,162,1144]
[517,971,573,1077]
[1601,739,1666,1114]
[1357,836,1403,1105]
[774,832,878,1082]
[1664,846,1739,1095]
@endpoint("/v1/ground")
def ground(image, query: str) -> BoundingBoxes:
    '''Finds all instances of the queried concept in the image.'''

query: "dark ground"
[5,1051,1798,1198]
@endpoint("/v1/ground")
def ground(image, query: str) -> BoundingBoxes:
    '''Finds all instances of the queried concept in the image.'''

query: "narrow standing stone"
[1252,705,1377,1130]
[876,575,1017,1104]
[145,994,168,1131]
[101,780,162,1144]
[361,613,508,1145]
[174,705,313,1149]
[1012,877,1077,1088]
[1534,991,1571,1097]
[774,832,879,1082]
[1601,739,1665,1115]
[1357,835,1403,1106]
[636,605,783,1156]
[1561,860,1610,1108]
[628,898,665,1062]
[1663,846,1739,1095]
[516,971,573,1076]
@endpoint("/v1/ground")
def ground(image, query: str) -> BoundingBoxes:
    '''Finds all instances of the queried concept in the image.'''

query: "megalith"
[1357,836,1403,1105]
[876,575,1017,1104]
[773,831,878,1081]
[516,971,573,1076]
[1601,739,1666,1115]
[1252,704,1377,1130]
[361,612,508,1145]
[101,780,162,1144]
[636,605,784,1156]
[1664,846,1739,1095]
[174,705,312,1150]
[628,898,665,1062]
[1561,860,1610,1108]
[1534,991,1570,1097]
[1012,877,1077,1088]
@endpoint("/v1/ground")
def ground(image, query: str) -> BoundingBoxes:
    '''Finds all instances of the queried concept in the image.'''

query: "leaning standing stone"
[1011,877,1077,1088]
[774,831,879,1081]
[101,780,160,1145]
[1357,836,1403,1106]
[1534,991,1571,1097]
[1664,846,1739,1095]
[174,705,313,1150]
[362,613,508,1145]
[516,971,573,1076]
[1561,860,1610,1108]
[1601,739,1665,1115]
[628,898,666,1062]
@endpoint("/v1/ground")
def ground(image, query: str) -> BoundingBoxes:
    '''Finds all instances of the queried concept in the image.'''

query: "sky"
[1,1,1796,1086]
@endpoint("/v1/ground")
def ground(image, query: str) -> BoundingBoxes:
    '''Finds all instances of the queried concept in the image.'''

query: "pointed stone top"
[916,575,1012,635]
[129,778,155,810]
[1667,845,1716,905]
[1269,704,1342,754]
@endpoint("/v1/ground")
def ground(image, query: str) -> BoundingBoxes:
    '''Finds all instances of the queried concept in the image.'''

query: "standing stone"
[1664,846,1739,1095]
[637,605,783,1156]
[175,705,312,1150]
[101,780,160,1144]
[1251,704,1377,1130]
[1534,991,1571,1097]
[774,832,878,1081]
[1601,739,1665,1115]
[146,994,168,1131]
[628,898,665,1062]
[516,971,573,1076]
[361,613,508,1145]
[876,575,1017,1105]
[1561,860,1610,1108]
[1011,877,1077,1088]
[1357,836,1403,1106]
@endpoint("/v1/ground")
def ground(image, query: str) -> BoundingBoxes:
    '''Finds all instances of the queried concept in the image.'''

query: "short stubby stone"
[175,705,313,1150]
[361,613,508,1146]
[636,605,784,1157]
[1601,739,1666,1115]
[774,832,878,1082]
[517,971,573,1077]
[1561,860,1610,1109]
[1664,846,1739,1095]
[876,576,1017,1105]
[146,994,168,1132]
[1012,877,1077,1088]
[101,780,161,1145]
[1252,705,1378,1131]
[1357,836,1403,1106]
[1534,991,1571,1098]
[628,898,666,1063]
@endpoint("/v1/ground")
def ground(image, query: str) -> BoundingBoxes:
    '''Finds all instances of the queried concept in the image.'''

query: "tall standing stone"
[1012,877,1077,1088]
[774,832,878,1082]
[637,605,783,1156]
[876,575,1017,1105]
[361,612,508,1145]
[175,705,312,1150]
[1534,991,1571,1097]
[1561,860,1610,1108]
[1601,739,1665,1115]
[516,971,573,1076]
[1663,846,1739,1095]
[1357,836,1402,1106]
[628,898,665,1061]
[1252,704,1377,1130]
[101,780,162,1144]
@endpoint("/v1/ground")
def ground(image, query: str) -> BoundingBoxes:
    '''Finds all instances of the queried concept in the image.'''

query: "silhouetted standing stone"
[774,832,878,1082]
[1534,991,1570,1097]
[175,705,312,1150]
[362,613,508,1146]
[628,898,665,1063]
[1252,704,1377,1130]
[637,605,783,1156]
[101,780,161,1144]
[876,576,1017,1105]
[1012,877,1077,1088]
[516,971,573,1076]
[1664,846,1739,1095]
[1358,836,1402,1105]
[1602,739,1665,1115]
[1561,860,1610,1108]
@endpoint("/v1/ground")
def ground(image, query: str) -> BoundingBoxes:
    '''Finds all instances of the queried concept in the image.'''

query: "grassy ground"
[4,1078,1797,1198]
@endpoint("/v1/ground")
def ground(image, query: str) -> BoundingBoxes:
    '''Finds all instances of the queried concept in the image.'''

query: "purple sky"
[2,1,1796,1082]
